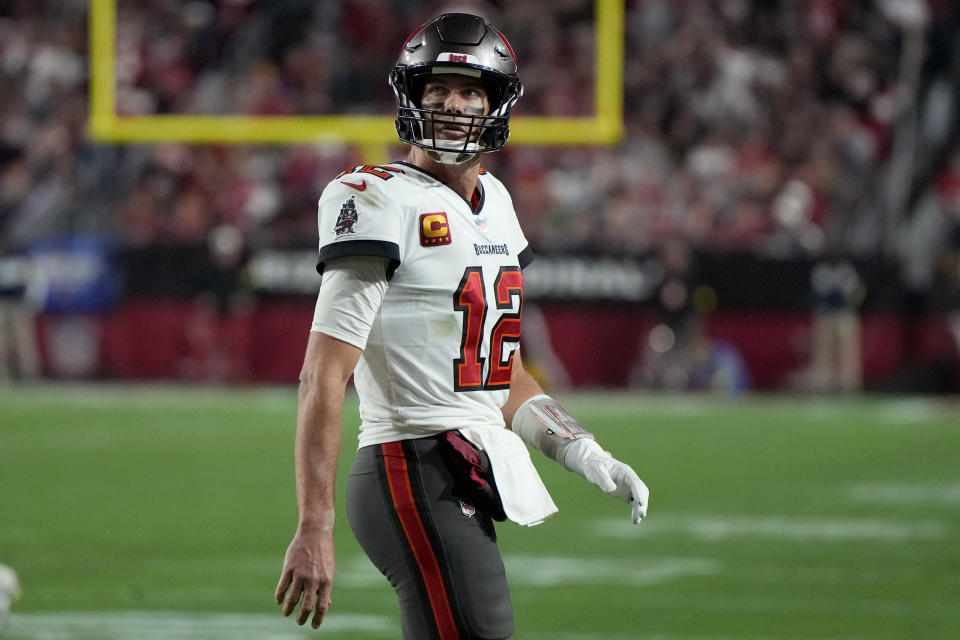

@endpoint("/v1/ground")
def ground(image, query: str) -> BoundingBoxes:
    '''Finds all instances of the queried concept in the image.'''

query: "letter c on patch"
[419,212,452,246]
[422,214,447,237]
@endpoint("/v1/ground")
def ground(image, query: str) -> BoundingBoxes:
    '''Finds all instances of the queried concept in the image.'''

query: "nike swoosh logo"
[342,180,367,191]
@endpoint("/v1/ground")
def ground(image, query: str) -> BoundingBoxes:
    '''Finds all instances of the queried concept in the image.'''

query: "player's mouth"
[436,121,468,137]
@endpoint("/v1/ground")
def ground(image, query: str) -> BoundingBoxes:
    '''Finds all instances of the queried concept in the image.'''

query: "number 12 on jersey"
[453,266,523,391]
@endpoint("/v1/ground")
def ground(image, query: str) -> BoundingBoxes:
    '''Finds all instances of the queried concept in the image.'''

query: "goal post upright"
[88,0,624,152]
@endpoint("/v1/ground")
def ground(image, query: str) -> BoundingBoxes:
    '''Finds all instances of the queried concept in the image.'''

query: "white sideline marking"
[596,514,949,542]
[334,554,719,589]
[503,555,720,586]
[847,482,960,507]
[874,399,943,424]
[7,611,392,640]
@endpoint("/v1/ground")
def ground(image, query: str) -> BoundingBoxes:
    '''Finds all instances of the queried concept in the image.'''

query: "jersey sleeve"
[311,256,389,350]
[316,176,403,277]
[517,241,534,269]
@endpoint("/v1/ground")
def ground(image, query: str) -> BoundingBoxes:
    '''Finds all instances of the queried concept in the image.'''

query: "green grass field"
[1,385,959,639]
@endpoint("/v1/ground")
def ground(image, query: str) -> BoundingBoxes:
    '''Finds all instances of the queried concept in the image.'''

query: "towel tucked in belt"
[456,426,558,527]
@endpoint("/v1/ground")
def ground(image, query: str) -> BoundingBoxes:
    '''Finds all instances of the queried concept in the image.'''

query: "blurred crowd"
[1,0,959,270]
[2,0,960,390]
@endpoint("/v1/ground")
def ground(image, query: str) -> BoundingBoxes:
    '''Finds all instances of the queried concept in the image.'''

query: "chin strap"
[419,138,484,165]
[424,149,476,165]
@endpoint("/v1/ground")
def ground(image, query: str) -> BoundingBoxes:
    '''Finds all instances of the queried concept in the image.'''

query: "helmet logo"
[448,54,468,63]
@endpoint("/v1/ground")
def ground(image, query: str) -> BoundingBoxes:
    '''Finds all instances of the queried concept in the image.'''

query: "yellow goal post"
[88,0,624,158]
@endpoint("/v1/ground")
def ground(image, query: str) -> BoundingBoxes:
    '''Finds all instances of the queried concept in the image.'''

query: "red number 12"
[453,266,523,391]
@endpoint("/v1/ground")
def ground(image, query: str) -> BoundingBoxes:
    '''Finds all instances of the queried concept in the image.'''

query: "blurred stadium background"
[1,0,959,638]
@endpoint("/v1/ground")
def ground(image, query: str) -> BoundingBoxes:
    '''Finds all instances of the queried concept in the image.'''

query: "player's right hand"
[275,528,336,629]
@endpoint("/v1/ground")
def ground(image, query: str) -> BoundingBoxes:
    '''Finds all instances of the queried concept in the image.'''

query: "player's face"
[420,74,490,142]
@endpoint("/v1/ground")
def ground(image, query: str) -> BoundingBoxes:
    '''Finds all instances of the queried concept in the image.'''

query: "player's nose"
[443,92,467,114]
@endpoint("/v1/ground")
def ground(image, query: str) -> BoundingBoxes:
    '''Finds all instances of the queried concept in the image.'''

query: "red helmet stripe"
[491,27,517,64]
[399,22,428,58]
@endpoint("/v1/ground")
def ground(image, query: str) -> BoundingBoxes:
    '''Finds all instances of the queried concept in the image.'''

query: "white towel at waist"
[458,425,558,527]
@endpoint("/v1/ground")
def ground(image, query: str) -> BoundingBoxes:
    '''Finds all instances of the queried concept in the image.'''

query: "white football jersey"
[315,161,532,447]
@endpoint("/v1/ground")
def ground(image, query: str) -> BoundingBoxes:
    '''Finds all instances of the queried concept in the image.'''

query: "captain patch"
[419,212,452,246]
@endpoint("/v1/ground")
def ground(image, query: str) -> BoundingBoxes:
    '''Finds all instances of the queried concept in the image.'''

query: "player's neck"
[407,147,481,203]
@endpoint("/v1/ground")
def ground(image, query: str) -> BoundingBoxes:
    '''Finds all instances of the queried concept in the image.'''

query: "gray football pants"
[346,436,513,640]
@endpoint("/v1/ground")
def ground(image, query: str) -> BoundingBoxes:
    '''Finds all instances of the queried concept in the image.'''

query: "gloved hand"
[560,438,649,524]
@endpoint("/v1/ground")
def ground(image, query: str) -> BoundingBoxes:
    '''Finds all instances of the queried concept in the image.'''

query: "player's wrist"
[511,394,598,467]
[297,509,336,535]
[558,437,609,473]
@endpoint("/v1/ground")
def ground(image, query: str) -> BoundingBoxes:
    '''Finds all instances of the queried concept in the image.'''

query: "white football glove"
[560,438,650,524]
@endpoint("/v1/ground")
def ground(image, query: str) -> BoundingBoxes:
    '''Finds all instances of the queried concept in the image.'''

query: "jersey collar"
[396,161,485,214]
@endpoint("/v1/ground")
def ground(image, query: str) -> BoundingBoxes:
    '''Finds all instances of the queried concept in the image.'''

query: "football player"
[275,13,649,639]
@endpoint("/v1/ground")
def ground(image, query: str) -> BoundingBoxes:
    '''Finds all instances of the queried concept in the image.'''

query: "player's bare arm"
[501,349,545,424]
[275,332,362,629]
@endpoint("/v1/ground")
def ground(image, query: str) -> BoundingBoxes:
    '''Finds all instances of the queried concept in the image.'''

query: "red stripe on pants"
[381,442,460,640]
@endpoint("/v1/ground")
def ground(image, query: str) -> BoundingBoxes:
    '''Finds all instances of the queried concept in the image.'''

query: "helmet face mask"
[391,13,523,164]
